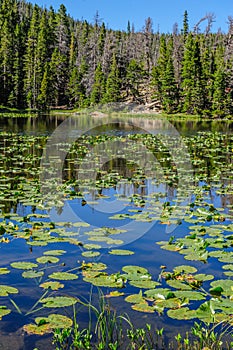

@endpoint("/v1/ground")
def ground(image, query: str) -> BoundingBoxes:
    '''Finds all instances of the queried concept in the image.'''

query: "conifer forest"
[1,0,233,116]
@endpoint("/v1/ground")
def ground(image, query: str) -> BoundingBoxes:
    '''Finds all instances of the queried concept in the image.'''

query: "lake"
[0,113,232,349]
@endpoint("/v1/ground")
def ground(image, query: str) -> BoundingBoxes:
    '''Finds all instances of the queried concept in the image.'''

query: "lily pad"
[81,251,100,258]
[122,266,148,274]
[167,307,196,320]
[10,262,38,270]
[109,249,134,255]
[43,250,66,256]
[173,265,197,274]
[40,281,64,290]
[132,302,155,313]
[129,280,160,289]
[22,270,44,279]
[40,296,78,308]
[125,292,144,304]
[36,256,59,264]
[0,285,18,296]
[0,306,11,320]
[48,272,78,281]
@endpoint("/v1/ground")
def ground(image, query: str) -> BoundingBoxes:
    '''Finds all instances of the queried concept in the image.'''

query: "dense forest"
[1,0,233,115]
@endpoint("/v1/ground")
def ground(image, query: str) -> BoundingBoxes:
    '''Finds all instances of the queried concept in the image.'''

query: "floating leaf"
[48,272,78,281]
[167,307,196,320]
[11,262,38,270]
[105,291,125,298]
[83,244,102,250]
[109,249,134,256]
[132,302,155,313]
[22,270,44,279]
[37,256,59,264]
[43,250,66,256]
[40,281,64,290]
[173,265,197,274]
[125,292,144,304]
[35,314,73,329]
[129,280,160,289]
[0,268,10,275]
[122,266,148,274]
[210,280,233,296]
[166,280,192,290]
[81,251,100,258]
[0,285,18,296]
[0,306,11,319]
[40,296,77,308]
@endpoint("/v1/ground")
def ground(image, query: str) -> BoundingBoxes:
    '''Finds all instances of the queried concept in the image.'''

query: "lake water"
[0,114,232,349]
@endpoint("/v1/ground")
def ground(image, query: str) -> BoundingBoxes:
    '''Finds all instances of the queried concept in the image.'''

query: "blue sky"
[30,0,233,33]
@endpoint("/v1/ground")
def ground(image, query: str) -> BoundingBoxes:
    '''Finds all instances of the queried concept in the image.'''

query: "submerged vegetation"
[0,1,233,115]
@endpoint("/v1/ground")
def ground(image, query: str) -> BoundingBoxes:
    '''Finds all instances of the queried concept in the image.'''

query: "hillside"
[0,1,233,116]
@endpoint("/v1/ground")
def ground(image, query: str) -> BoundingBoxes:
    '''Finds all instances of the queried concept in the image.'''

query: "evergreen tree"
[90,63,105,105]
[103,54,121,103]
[67,59,87,107]
[37,62,51,109]
[160,38,178,112]
[182,10,189,37]
[181,33,205,113]
[23,4,40,108]
[126,59,145,102]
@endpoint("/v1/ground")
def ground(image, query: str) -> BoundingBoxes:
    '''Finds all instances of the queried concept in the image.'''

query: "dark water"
[0,114,232,349]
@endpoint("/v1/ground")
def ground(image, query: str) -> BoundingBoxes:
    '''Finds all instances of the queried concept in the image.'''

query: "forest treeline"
[1,0,233,115]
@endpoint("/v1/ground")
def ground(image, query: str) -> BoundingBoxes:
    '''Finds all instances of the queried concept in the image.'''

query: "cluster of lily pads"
[0,125,232,343]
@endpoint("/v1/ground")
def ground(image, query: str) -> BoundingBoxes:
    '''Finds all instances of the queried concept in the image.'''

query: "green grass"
[51,291,233,350]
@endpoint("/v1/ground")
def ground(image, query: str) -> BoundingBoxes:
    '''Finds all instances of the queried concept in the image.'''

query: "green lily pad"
[0,285,18,296]
[144,288,171,299]
[125,292,144,304]
[83,244,102,250]
[109,249,134,256]
[0,306,11,319]
[43,250,66,256]
[166,280,192,290]
[132,302,155,313]
[36,256,59,264]
[122,266,148,274]
[35,314,73,328]
[194,274,214,281]
[222,264,233,271]
[167,307,196,320]
[81,251,100,258]
[0,268,10,275]
[40,281,64,290]
[11,262,38,270]
[173,265,197,274]
[210,280,233,296]
[174,290,206,300]
[129,280,160,289]
[48,272,78,281]
[22,270,44,279]
[40,296,78,308]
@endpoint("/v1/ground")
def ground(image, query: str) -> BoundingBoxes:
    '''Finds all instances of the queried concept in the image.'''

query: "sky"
[29,0,233,33]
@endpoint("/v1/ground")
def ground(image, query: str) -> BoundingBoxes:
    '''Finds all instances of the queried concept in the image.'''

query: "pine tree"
[160,38,178,112]
[182,10,189,37]
[0,0,18,105]
[37,62,51,110]
[67,59,87,107]
[90,63,105,105]
[181,33,205,113]
[103,54,121,103]
[23,4,40,109]
[126,59,145,102]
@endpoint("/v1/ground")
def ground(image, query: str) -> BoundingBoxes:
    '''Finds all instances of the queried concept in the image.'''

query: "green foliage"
[0,2,232,114]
